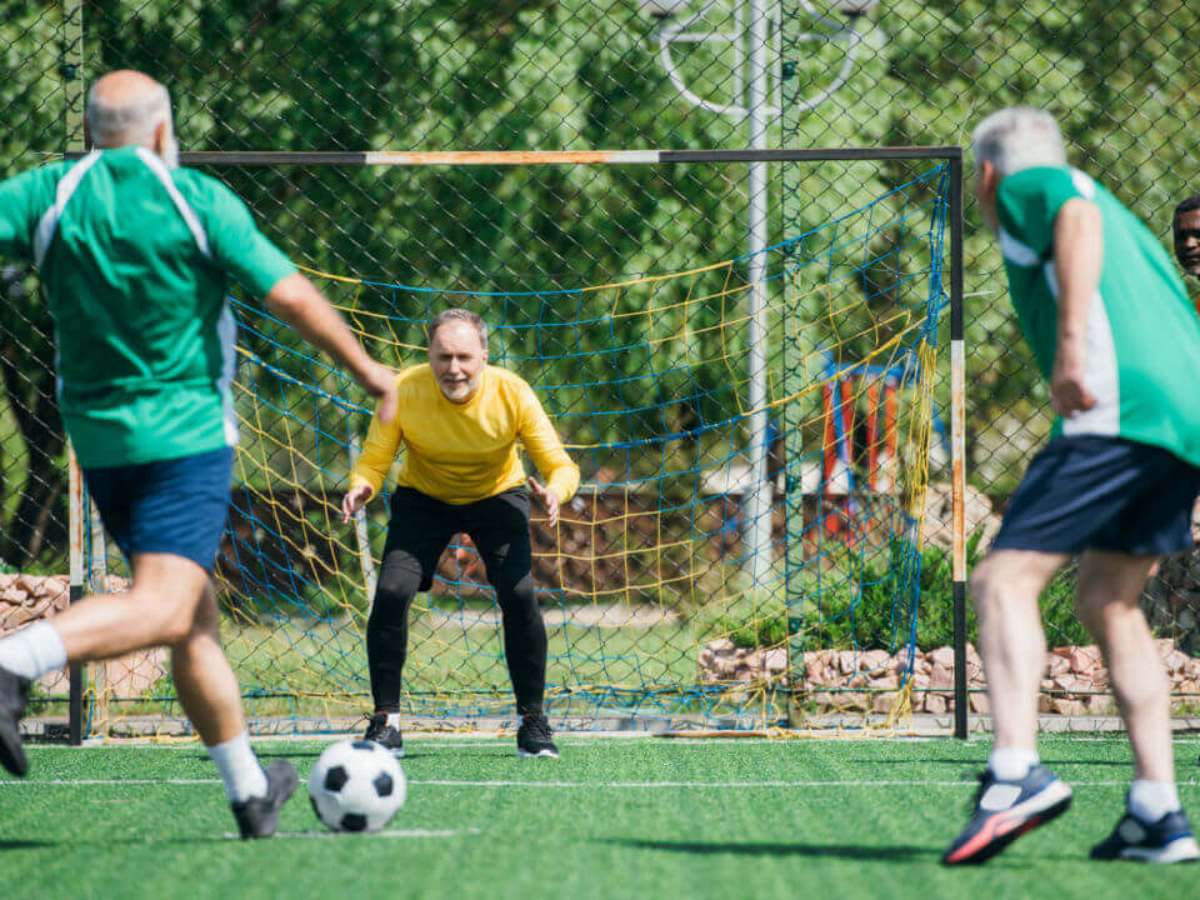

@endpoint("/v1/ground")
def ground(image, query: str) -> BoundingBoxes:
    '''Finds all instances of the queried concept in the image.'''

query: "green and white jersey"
[997,165,1200,467]
[0,146,296,468]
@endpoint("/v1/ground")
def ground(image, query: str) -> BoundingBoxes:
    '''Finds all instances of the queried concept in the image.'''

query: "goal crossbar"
[65,146,963,167]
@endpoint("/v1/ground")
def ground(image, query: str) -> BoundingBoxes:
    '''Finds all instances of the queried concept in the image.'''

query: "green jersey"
[0,146,295,468]
[997,166,1200,466]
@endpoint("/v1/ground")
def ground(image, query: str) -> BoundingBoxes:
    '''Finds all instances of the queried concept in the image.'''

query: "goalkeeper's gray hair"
[86,80,172,147]
[972,107,1067,177]
[428,308,488,347]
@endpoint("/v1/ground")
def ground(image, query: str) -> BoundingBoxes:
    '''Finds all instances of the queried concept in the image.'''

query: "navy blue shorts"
[83,447,234,573]
[992,436,1200,556]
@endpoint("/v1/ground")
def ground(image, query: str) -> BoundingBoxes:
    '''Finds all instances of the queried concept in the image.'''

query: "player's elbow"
[264,272,319,319]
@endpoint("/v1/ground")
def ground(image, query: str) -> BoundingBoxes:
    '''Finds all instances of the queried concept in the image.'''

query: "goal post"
[64,146,966,738]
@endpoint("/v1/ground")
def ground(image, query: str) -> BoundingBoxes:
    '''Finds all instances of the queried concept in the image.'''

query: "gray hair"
[971,107,1067,177]
[86,81,172,147]
[428,308,488,347]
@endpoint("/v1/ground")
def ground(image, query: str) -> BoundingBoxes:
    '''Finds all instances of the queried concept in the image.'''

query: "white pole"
[745,0,772,589]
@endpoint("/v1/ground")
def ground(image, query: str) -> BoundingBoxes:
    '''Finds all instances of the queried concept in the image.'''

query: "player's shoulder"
[0,160,71,206]
[485,364,531,389]
[395,363,434,391]
[171,167,249,216]
[1000,165,1092,202]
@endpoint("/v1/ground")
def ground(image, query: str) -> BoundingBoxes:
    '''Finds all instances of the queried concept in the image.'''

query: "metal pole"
[67,447,85,745]
[949,156,969,740]
[745,0,773,590]
[64,0,86,746]
[347,432,378,602]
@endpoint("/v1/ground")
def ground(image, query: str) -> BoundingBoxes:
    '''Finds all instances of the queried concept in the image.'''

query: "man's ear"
[152,120,169,156]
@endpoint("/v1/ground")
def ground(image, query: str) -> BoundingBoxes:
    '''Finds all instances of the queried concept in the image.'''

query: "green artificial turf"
[1,736,1197,899]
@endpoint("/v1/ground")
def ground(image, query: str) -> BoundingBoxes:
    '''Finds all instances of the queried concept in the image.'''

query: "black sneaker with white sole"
[363,713,405,757]
[1091,807,1200,864]
[516,713,559,759]
[942,765,1073,865]
[231,760,299,839]
[0,664,31,777]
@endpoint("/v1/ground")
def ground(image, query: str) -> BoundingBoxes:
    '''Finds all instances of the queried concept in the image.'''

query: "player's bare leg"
[974,550,1067,755]
[1076,550,1199,862]
[943,549,1074,865]
[1075,551,1171,781]
[50,553,210,661]
[172,581,247,746]
[0,553,296,837]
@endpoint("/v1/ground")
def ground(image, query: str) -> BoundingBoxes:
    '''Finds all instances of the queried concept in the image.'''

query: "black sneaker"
[516,713,559,759]
[942,765,1073,865]
[1091,807,1200,863]
[231,760,299,840]
[363,713,405,758]
[0,665,31,777]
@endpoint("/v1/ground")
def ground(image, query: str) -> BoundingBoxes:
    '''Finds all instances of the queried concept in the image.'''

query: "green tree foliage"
[2,1,1199,563]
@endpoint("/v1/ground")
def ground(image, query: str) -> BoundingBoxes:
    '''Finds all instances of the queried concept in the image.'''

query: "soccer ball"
[308,740,407,833]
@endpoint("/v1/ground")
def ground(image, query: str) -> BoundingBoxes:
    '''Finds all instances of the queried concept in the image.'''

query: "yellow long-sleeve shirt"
[351,364,580,506]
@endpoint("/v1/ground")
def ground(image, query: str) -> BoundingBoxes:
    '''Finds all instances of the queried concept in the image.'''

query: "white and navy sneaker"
[942,765,1073,865]
[516,713,559,759]
[1091,807,1200,864]
[0,664,30,777]
[363,713,405,758]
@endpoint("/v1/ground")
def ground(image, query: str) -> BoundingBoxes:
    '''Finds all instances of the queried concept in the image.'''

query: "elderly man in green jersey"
[0,70,397,839]
[942,108,1200,866]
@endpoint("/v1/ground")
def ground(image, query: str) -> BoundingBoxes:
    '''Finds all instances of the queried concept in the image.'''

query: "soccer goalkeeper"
[943,107,1200,865]
[0,70,398,838]
[341,308,579,759]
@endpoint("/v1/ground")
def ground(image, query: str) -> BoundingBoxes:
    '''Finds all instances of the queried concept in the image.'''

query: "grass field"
[2,735,1198,899]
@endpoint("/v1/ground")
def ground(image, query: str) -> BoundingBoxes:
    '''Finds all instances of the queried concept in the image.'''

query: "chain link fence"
[2,1,1199,733]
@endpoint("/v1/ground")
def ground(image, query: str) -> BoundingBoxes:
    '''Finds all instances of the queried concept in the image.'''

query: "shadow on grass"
[602,837,939,862]
[0,839,55,850]
[845,758,1131,769]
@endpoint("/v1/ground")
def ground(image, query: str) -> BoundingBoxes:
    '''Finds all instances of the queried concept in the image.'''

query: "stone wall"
[0,574,167,697]
[698,637,1200,716]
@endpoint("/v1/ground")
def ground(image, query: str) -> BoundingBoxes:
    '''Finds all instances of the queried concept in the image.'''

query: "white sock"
[386,713,401,729]
[207,733,268,804]
[989,746,1039,781]
[0,621,67,681]
[1128,780,1180,822]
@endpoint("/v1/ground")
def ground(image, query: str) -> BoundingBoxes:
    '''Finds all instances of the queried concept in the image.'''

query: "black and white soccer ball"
[308,739,407,833]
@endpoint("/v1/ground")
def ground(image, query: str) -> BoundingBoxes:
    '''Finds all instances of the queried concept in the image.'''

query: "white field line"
[4,778,1199,789]
[221,827,480,841]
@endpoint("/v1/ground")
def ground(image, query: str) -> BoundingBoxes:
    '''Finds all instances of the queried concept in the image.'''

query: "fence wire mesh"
[2,1,1199,734]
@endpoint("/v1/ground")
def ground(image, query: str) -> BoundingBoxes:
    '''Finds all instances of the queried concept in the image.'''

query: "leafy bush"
[697,529,1091,651]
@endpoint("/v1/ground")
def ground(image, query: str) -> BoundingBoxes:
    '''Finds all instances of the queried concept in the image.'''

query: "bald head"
[86,70,176,162]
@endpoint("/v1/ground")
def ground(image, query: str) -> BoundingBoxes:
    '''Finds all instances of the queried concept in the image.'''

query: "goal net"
[68,150,957,736]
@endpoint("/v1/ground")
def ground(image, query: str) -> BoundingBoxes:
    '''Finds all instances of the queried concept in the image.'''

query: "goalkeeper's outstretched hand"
[341,484,374,524]
[528,477,560,528]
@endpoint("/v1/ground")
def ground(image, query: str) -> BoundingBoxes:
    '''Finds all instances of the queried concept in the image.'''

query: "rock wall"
[698,637,1200,716]
[0,574,167,697]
